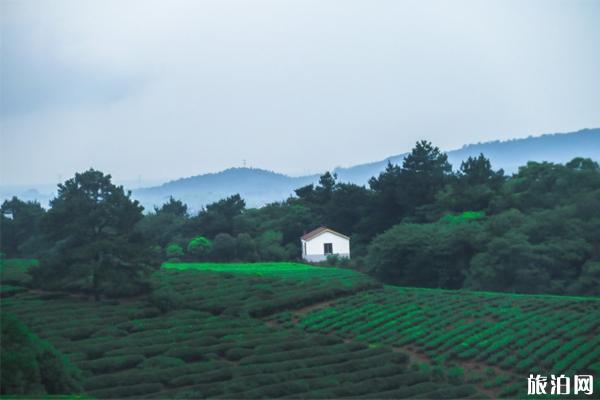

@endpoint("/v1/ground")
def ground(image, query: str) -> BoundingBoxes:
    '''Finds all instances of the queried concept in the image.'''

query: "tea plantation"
[157,262,380,317]
[1,260,599,398]
[162,262,368,282]
[0,258,37,297]
[289,287,600,397]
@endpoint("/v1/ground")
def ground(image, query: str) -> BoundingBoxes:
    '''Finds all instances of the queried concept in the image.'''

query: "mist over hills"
[133,128,599,211]
[133,168,319,212]
[2,128,598,211]
[333,128,600,183]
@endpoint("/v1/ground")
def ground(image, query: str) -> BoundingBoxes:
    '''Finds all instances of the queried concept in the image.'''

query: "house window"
[324,243,333,254]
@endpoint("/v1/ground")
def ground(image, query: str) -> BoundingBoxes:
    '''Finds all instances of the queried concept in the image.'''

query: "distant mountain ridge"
[333,128,600,183]
[2,128,598,211]
[133,128,600,210]
[134,168,319,211]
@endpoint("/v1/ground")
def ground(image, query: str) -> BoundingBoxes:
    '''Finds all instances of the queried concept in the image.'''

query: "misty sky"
[1,0,599,186]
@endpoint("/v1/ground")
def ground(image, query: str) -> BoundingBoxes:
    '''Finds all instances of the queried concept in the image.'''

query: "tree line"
[2,141,599,297]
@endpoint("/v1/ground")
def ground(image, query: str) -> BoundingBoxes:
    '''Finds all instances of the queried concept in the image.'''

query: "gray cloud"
[1,0,599,186]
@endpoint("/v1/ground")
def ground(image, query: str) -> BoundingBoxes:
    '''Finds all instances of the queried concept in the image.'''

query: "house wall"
[302,231,350,261]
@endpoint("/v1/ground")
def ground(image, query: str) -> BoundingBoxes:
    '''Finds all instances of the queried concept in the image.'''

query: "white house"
[301,227,350,262]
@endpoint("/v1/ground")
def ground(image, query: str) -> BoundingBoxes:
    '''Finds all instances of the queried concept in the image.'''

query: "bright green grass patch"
[440,210,485,224]
[162,262,362,280]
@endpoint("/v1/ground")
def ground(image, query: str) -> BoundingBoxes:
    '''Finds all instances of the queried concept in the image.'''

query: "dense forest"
[1,141,599,297]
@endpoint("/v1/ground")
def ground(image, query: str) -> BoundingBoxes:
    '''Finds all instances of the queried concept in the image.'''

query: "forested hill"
[133,128,599,210]
[334,128,600,183]
[133,168,319,211]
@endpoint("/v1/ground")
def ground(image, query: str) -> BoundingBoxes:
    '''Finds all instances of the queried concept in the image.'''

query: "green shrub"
[131,307,162,319]
[169,368,233,387]
[61,326,96,341]
[0,313,81,395]
[0,284,26,298]
[225,347,253,362]
[148,288,183,313]
[164,346,206,362]
[88,382,163,398]
[139,355,185,369]
[170,382,224,398]
[83,369,173,391]
[166,243,184,260]
[377,382,441,399]
[106,343,171,358]
[0,258,38,286]
[187,236,212,260]
[446,366,465,384]
[425,384,477,399]
[78,355,144,374]
[81,341,122,359]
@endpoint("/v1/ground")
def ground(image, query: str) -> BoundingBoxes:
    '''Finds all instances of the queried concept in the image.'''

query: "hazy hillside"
[133,168,319,211]
[132,128,599,210]
[334,128,600,183]
[3,128,598,211]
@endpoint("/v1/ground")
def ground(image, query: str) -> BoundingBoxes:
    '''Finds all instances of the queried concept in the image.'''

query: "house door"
[324,243,333,254]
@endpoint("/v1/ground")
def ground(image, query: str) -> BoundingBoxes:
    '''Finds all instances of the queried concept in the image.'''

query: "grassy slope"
[2,261,599,398]
[163,261,368,282]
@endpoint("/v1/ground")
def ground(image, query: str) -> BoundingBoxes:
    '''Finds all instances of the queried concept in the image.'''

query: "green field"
[163,262,369,284]
[2,261,599,398]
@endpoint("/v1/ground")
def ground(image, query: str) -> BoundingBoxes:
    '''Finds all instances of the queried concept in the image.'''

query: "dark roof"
[301,226,350,241]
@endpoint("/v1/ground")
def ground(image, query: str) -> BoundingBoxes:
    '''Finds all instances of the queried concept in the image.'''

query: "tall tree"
[33,169,151,300]
[438,154,505,212]
[294,184,316,203]
[459,154,504,186]
[188,194,245,238]
[136,197,190,254]
[401,140,452,208]
[366,219,484,289]
[325,183,371,236]
[368,162,405,229]
[314,172,337,203]
[154,196,188,218]
[0,197,46,257]
[210,233,237,261]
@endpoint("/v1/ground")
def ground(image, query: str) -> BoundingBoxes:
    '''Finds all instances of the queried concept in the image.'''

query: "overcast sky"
[1,0,599,186]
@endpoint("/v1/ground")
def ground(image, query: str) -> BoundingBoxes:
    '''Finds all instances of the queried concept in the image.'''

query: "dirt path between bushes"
[264,301,517,399]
